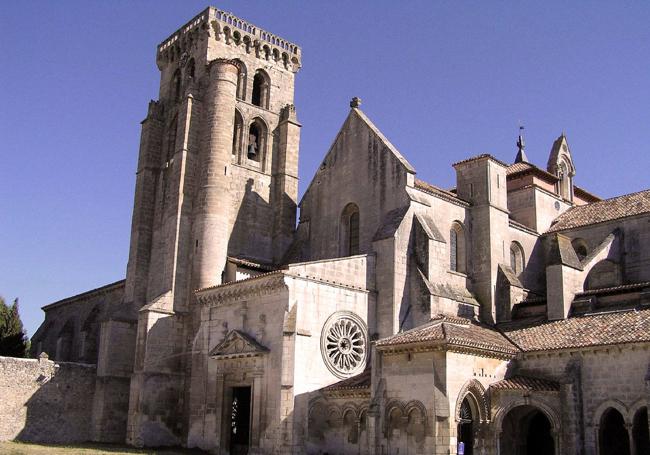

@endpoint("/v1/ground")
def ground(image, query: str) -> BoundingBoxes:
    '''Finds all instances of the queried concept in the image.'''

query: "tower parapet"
[157,7,302,72]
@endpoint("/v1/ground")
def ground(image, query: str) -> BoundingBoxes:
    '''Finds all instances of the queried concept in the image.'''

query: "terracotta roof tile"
[506,161,559,184]
[375,316,518,356]
[503,308,650,352]
[414,179,470,206]
[575,281,650,297]
[490,375,560,392]
[322,369,371,392]
[547,189,650,232]
[506,161,536,176]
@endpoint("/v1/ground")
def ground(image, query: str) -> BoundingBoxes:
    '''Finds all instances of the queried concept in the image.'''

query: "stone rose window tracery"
[321,311,368,378]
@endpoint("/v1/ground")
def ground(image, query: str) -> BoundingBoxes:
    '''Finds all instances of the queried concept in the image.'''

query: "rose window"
[321,312,368,378]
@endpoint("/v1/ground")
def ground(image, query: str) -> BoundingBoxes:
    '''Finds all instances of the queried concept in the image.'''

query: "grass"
[0,441,210,455]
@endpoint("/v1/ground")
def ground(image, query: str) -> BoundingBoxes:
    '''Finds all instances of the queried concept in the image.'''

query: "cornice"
[195,272,287,306]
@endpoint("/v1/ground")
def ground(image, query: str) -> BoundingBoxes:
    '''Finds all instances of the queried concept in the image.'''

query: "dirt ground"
[0,442,210,455]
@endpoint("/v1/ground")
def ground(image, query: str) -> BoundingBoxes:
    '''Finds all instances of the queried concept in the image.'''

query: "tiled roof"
[506,161,558,183]
[414,179,470,206]
[322,369,371,392]
[375,316,518,356]
[506,161,536,176]
[490,375,560,392]
[575,281,650,297]
[547,189,650,232]
[502,308,650,352]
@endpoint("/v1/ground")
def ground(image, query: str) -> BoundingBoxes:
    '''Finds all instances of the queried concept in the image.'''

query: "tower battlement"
[157,7,301,71]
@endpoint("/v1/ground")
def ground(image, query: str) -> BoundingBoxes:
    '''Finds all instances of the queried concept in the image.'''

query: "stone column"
[193,59,239,290]
[214,373,226,451]
[251,372,264,447]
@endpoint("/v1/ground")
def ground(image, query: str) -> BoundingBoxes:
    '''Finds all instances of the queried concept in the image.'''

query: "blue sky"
[2,1,649,337]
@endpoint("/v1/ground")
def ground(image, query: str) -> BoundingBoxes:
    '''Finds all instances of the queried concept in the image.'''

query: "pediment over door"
[209,329,269,359]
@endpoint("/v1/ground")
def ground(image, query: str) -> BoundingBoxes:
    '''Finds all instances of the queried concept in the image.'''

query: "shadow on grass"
[0,441,210,455]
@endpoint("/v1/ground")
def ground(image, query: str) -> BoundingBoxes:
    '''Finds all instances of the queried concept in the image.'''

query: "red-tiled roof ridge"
[547,188,650,233]
[490,375,560,392]
[375,315,518,356]
[321,369,371,392]
[414,178,470,206]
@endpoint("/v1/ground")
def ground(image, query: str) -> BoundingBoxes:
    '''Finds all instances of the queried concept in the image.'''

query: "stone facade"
[25,6,650,455]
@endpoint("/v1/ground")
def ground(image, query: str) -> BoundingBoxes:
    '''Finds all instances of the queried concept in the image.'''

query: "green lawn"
[0,442,209,455]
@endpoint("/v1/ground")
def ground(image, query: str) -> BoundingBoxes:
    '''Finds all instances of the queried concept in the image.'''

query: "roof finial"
[350,97,361,108]
[515,124,529,163]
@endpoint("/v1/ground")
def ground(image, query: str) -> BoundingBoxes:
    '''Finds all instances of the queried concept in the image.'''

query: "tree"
[0,296,29,357]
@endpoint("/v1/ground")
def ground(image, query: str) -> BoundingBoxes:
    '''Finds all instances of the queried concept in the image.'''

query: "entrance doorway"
[457,397,474,455]
[230,386,251,455]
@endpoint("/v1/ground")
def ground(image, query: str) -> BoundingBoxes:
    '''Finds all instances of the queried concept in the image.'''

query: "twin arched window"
[340,203,360,256]
[450,222,467,273]
[510,241,525,275]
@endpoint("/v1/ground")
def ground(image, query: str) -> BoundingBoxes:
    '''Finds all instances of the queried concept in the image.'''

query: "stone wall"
[0,355,96,443]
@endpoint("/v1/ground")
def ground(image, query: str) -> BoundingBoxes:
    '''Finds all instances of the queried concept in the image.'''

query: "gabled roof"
[352,108,416,173]
[375,315,518,357]
[547,189,650,232]
[502,308,650,352]
[209,330,269,359]
[299,107,415,207]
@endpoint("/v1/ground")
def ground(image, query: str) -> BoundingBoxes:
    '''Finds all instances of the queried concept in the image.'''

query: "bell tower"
[93,8,302,446]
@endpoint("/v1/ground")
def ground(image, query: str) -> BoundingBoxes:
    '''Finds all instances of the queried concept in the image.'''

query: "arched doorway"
[633,407,649,455]
[500,405,555,455]
[457,397,474,455]
[599,408,630,455]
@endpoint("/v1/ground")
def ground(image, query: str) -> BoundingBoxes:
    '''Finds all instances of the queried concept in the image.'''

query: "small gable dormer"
[547,134,576,202]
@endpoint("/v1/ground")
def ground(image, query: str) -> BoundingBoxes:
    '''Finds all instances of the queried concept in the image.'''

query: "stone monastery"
[29,6,650,455]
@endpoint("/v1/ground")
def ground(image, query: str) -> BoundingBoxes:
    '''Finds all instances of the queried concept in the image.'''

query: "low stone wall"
[0,354,96,443]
